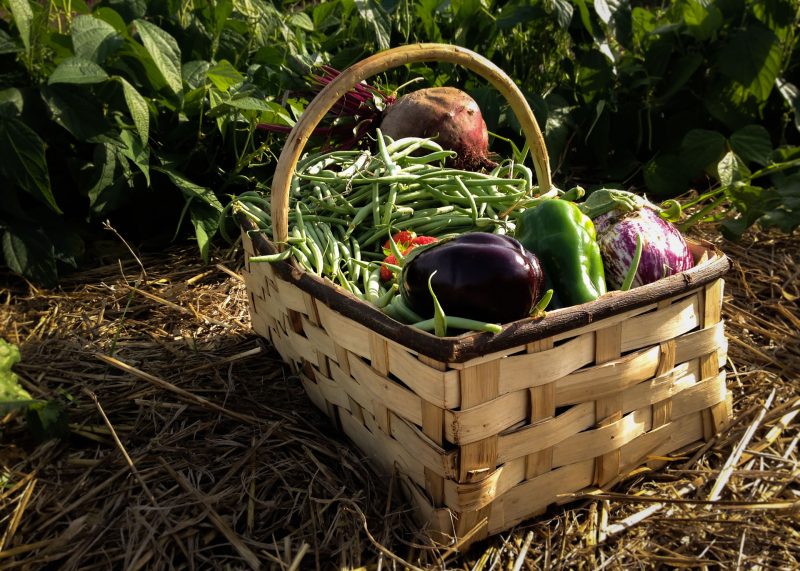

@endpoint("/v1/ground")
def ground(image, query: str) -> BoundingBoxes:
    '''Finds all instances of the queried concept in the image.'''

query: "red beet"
[379,87,496,171]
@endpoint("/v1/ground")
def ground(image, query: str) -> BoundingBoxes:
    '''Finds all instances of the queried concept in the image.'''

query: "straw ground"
[1,226,798,570]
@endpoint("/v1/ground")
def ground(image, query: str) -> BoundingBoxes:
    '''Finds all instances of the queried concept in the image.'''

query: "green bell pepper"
[515,199,606,308]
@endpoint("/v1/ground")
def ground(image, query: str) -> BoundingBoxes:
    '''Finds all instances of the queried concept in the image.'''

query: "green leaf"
[0,339,28,402]
[546,0,574,29]
[93,7,129,34]
[183,60,211,89]
[753,0,796,42]
[759,178,800,233]
[679,129,727,175]
[574,0,595,37]
[576,50,613,103]
[1,225,58,288]
[119,77,149,145]
[189,201,220,263]
[71,14,121,63]
[207,60,244,92]
[656,53,703,102]
[118,129,150,185]
[777,79,800,134]
[681,0,723,41]
[716,151,750,187]
[41,85,114,143]
[730,125,772,166]
[354,0,391,50]
[287,12,314,32]
[720,182,773,239]
[0,88,24,118]
[48,57,109,85]
[134,19,183,96]
[594,0,612,24]
[0,28,20,55]
[643,154,691,198]
[716,25,782,102]
[25,400,69,441]
[87,143,120,216]
[0,117,59,214]
[7,0,33,56]
[155,167,223,212]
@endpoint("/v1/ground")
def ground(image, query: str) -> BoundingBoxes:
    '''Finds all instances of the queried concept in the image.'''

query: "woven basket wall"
[241,227,731,545]
[239,44,732,546]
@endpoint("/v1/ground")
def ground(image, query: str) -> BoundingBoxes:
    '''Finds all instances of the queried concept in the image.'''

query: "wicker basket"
[240,44,732,546]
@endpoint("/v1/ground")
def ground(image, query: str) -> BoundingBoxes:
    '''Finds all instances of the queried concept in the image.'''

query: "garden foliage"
[0,0,798,286]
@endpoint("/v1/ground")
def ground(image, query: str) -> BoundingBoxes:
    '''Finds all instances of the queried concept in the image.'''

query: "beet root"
[379,87,496,171]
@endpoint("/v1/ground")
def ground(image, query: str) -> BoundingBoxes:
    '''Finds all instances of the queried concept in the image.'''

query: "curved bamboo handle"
[271,43,552,244]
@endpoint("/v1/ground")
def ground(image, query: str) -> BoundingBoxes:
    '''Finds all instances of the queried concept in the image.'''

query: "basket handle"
[271,43,552,244]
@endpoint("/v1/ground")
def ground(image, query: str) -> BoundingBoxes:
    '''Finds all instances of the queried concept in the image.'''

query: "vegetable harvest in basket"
[238,131,695,336]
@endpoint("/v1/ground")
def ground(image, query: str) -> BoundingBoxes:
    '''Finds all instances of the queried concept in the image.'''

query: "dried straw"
[1,224,798,569]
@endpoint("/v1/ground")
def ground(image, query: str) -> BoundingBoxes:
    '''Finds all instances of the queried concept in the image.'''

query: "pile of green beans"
[235,130,556,334]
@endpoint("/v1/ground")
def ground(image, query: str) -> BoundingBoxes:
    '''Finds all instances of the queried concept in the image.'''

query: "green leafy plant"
[0,338,67,440]
[1,0,798,288]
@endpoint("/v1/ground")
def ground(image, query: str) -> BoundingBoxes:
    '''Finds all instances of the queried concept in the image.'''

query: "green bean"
[382,182,399,226]
[303,223,327,274]
[371,182,382,226]
[365,267,382,303]
[250,249,293,263]
[381,302,403,321]
[376,129,399,176]
[348,237,362,283]
[345,202,373,238]
[411,316,502,335]
[401,150,456,165]
[455,177,479,222]
[375,283,398,309]
[320,224,340,274]
[291,214,351,226]
[385,136,444,156]
[389,294,424,323]
[291,227,314,261]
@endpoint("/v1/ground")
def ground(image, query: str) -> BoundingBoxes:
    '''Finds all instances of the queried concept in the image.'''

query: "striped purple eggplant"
[594,206,695,290]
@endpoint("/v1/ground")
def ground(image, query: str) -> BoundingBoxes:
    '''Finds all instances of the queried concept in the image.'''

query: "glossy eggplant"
[399,232,545,324]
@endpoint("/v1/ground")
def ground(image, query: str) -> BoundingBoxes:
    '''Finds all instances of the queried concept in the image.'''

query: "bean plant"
[0,0,798,286]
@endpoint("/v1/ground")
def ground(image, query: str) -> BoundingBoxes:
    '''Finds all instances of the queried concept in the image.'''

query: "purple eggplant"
[399,232,545,323]
[593,206,695,290]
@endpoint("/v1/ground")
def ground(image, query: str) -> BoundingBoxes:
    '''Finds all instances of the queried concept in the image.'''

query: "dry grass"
[1,226,798,570]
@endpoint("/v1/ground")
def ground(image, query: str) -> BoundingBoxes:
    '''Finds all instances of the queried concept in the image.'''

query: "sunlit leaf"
[777,79,800,133]
[48,57,109,85]
[7,0,33,56]
[134,19,183,95]
[207,60,244,91]
[354,0,391,50]
[716,25,782,102]
[71,14,121,63]
[119,77,149,145]
[682,0,723,41]
[717,151,750,187]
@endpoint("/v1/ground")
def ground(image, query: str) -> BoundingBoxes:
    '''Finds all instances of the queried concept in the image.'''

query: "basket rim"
[239,214,731,363]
